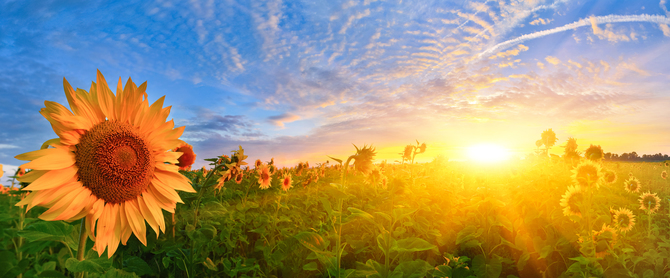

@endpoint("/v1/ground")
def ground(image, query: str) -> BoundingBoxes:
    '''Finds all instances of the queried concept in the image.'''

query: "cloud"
[530,18,553,25]
[489,44,529,59]
[479,14,670,59]
[660,24,670,36]
[545,56,561,65]
[537,61,545,69]
[268,113,300,128]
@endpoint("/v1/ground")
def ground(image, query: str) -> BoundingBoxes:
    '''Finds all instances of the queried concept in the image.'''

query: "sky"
[1,0,670,185]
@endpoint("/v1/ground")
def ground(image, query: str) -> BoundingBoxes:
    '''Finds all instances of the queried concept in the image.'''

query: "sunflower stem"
[76,217,88,278]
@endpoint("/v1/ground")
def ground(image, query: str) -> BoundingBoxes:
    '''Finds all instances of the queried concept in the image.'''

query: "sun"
[467,144,510,163]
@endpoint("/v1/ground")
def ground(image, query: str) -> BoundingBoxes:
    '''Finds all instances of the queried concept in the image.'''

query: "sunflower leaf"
[65,257,112,274]
[18,221,78,251]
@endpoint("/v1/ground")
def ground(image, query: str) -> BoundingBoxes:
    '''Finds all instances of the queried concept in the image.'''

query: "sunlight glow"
[467,144,510,163]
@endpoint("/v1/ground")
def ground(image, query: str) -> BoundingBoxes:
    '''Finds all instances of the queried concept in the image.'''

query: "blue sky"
[2,0,670,185]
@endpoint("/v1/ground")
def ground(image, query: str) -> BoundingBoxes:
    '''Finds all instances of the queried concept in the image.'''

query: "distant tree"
[604,152,612,160]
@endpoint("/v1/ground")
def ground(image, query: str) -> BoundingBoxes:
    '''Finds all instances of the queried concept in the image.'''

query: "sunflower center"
[76,120,155,204]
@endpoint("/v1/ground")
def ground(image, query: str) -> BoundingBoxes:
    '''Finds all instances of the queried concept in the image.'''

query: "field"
[2,145,670,278]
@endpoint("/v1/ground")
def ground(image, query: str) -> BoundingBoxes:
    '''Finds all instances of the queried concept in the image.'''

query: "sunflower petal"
[96,70,116,121]
[20,148,75,170]
[124,200,147,246]
[144,186,175,213]
[137,195,161,237]
[17,170,47,183]
[141,192,166,232]
[150,179,183,204]
[155,162,179,172]
[156,152,181,164]
[154,169,196,193]
[39,185,86,221]
[23,166,78,191]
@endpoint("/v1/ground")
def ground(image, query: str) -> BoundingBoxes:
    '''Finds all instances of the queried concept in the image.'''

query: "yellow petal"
[155,152,181,164]
[145,186,175,213]
[96,70,116,121]
[20,147,75,170]
[141,193,166,232]
[155,162,179,172]
[154,169,196,193]
[136,195,160,237]
[23,166,77,191]
[124,200,147,246]
[149,179,183,204]
[17,170,47,183]
[40,138,61,150]
[41,186,89,221]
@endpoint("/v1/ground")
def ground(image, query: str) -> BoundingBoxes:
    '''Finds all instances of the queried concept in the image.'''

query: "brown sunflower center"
[76,120,155,204]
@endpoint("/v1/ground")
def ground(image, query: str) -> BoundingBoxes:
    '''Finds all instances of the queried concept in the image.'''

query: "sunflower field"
[2,72,670,278]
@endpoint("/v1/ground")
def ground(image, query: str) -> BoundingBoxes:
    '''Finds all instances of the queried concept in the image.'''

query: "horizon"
[2,0,670,186]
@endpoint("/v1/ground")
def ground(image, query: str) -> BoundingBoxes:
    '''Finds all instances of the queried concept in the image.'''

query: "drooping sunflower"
[603,170,617,184]
[352,144,377,176]
[571,160,603,190]
[281,173,293,192]
[624,177,641,194]
[662,171,668,180]
[257,163,272,189]
[15,70,195,258]
[639,192,661,214]
[16,167,25,177]
[0,164,3,178]
[560,185,584,218]
[613,208,635,233]
[255,159,262,169]
[172,143,196,171]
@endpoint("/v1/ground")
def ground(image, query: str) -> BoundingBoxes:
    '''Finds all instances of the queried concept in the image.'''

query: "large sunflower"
[15,70,195,258]
[560,185,584,219]
[624,177,641,194]
[612,207,635,234]
[639,192,661,214]
[571,160,603,190]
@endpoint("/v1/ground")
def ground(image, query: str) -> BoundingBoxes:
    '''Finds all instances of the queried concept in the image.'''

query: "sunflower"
[613,208,635,233]
[541,128,557,147]
[662,171,668,180]
[560,185,584,218]
[352,144,377,176]
[624,177,641,194]
[14,70,195,258]
[603,170,617,184]
[257,163,272,189]
[172,143,196,171]
[17,167,25,177]
[639,192,661,214]
[592,224,617,258]
[571,160,603,190]
[666,162,669,167]
[235,173,244,184]
[0,164,3,178]
[584,145,604,161]
[281,173,293,192]
[255,159,262,169]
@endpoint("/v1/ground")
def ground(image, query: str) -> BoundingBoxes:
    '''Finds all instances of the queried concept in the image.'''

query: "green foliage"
[4,155,670,277]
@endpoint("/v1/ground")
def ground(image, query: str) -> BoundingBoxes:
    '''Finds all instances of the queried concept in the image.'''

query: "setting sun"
[467,144,510,163]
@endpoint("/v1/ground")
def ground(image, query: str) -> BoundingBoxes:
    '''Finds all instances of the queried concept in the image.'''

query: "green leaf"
[123,256,153,276]
[323,184,350,199]
[456,225,482,245]
[345,207,377,227]
[102,268,141,278]
[19,221,78,250]
[294,232,330,255]
[327,156,343,165]
[392,237,437,253]
[394,259,432,278]
[303,262,318,271]
[517,252,530,271]
[38,270,67,278]
[472,255,502,278]
[65,257,113,274]
[392,208,418,225]
[432,265,452,278]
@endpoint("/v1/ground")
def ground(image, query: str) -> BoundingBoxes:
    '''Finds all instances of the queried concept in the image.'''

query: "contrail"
[479,14,670,59]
